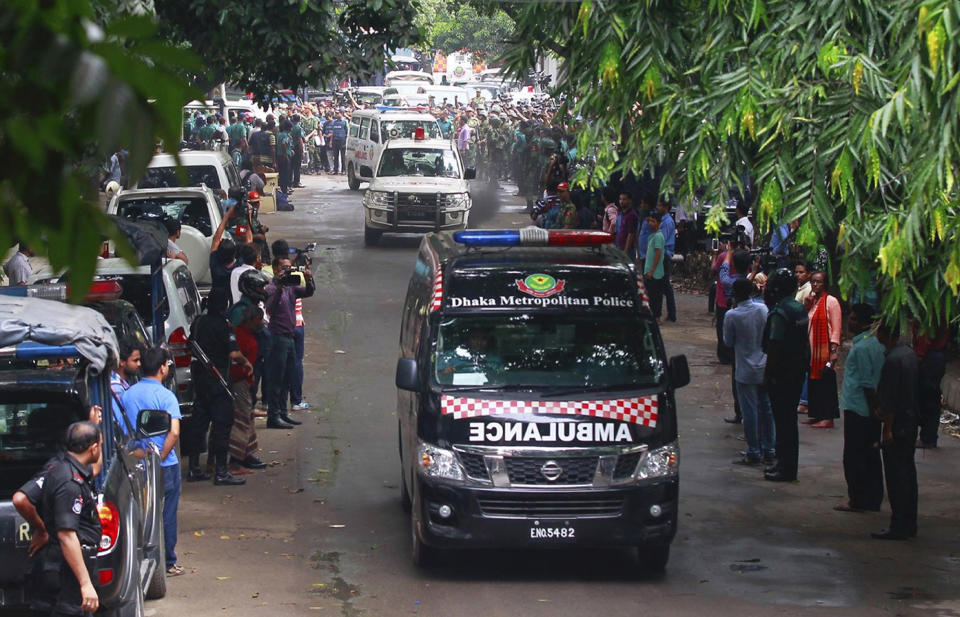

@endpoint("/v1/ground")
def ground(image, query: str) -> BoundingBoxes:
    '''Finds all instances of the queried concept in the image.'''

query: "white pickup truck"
[106,186,226,286]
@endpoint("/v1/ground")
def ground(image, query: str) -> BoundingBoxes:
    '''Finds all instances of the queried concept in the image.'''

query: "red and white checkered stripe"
[636,274,651,310]
[441,395,658,427]
[430,270,443,311]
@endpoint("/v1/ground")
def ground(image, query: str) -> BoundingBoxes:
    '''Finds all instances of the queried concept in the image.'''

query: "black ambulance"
[396,228,690,570]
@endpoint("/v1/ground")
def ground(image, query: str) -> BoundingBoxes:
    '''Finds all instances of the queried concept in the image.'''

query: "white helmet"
[104,181,121,196]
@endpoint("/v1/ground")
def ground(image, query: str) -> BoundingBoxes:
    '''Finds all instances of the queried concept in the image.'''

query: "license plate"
[405,207,433,217]
[528,526,575,540]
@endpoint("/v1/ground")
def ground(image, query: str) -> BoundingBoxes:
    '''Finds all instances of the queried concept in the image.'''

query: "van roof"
[148,150,232,167]
[383,138,455,150]
[421,232,644,314]
[352,109,437,121]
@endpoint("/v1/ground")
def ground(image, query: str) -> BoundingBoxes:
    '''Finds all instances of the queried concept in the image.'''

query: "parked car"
[32,259,202,415]
[0,296,170,616]
[136,150,241,194]
[106,185,227,287]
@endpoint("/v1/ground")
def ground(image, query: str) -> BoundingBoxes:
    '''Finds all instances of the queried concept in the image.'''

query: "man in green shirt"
[836,303,887,512]
[643,211,666,322]
[290,114,305,187]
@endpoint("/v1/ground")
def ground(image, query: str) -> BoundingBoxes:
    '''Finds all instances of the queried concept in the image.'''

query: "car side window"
[174,267,201,322]
[359,118,370,141]
[349,118,360,138]
[370,120,380,144]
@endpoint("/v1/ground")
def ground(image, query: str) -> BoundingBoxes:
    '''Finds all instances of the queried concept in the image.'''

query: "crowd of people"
[711,219,945,540]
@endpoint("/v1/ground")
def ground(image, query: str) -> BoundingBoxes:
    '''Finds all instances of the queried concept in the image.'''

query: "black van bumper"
[414,475,678,549]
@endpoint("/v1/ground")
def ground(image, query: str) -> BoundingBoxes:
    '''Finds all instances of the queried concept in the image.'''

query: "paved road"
[152,174,960,617]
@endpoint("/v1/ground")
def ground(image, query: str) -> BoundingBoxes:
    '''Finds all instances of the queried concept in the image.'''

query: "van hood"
[368,177,468,192]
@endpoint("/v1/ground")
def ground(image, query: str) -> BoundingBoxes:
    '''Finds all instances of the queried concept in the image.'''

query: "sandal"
[833,503,864,513]
[166,564,185,577]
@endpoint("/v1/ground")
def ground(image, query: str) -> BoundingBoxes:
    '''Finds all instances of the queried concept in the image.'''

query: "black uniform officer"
[12,422,103,616]
[182,287,250,486]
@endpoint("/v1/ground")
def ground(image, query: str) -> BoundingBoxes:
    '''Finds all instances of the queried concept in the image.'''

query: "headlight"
[364,190,393,209]
[634,441,679,480]
[444,193,469,209]
[417,442,464,482]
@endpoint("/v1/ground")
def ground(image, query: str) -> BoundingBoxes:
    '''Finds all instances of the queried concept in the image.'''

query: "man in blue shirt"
[121,347,183,576]
[836,304,886,513]
[326,110,348,174]
[656,200,678,322]
[635,196,654,270]
[770,219,798,268]
[724,278,775,464]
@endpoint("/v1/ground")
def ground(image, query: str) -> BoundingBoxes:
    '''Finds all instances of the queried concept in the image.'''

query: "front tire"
[410,488,436,567]
[364,227,382,246]
[636,543,670,575]
[347,163,361,190]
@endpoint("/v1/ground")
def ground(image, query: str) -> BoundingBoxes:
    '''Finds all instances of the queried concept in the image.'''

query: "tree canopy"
[154,0,422,100]
[415,0,515,60]
[0,0,199,301]
[502,0,960,330]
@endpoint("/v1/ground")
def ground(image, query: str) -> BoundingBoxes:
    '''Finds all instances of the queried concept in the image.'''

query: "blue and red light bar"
[453,228,614,248]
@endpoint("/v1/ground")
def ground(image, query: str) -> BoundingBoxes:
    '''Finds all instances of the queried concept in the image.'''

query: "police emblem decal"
[72,497,83,515]
[516,274,566,298]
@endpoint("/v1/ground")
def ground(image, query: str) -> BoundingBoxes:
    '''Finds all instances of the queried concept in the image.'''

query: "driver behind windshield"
[436,328,502,382]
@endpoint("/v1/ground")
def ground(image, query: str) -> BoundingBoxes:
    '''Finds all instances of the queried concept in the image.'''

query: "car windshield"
[433,314,664,389]
[380,120,441,140]
[116,196,213,236]
[0,399,87,498]
[377,148,461,178]
[356,92,382,105]
[141,165,221,190]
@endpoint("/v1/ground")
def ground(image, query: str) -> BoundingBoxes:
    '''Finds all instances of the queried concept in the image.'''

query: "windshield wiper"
[438,384,536,394]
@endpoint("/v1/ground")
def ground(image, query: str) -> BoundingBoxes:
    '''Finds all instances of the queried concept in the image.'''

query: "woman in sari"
[802,271,842,428]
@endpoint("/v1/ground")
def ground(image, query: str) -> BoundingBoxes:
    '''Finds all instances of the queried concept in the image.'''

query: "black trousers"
[715,306,734,364]
[182,385,234,468]
[277,156,291,191]
[662,259,677,321]
[291,152,302,186]
[918,350,945,445]
[882,425,918,534]
[646,276,665,319]
[808,368,840,421]
[842,410,884,510]
[769,378,803,478]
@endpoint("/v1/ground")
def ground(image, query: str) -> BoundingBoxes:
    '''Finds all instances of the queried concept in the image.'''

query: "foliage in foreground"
[502,0,960,330]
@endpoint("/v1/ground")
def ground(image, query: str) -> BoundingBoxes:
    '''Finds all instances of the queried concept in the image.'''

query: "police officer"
[761,268,810,482]
[183,287,251,485]
[12,422,103,616]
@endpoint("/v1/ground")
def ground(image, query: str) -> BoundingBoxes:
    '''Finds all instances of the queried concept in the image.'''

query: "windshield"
[116,196,213,236]
[141,165,221,190]
[433,314,664,389]
[377,148,461,178]
[0,399,87,498]
[356,92,383,105]
[380,120,441,140]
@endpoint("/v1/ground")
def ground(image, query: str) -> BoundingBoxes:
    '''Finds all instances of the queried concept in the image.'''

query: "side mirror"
[395,357,420,391]
[463,168,477,180]
[136,409,171,438]
[359,165,373,178]
[668,355,690,389]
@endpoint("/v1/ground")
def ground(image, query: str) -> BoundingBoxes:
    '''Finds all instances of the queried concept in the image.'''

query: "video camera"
[718,224,749,248]
[227,187,249,218]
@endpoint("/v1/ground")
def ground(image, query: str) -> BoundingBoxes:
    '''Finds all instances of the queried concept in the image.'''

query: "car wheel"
[145,522,166,600]
[347,163,361,190]
[635,543,670,575]
[364,227,382,247]
[410,488,436,567]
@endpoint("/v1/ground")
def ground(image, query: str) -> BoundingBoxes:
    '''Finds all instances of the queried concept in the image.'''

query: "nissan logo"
[540,460,563,482]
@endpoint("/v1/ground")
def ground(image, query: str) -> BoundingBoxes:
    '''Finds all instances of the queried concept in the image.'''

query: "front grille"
[477,494,624,517]
[505,456,597,485]
[396,193,439,222]
[459,452,489,480]
[613,452,641,479]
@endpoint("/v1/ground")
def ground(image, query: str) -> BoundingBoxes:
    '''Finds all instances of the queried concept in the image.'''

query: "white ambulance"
[345,109,442,190]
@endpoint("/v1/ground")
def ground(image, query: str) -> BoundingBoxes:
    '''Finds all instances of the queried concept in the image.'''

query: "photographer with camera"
[263,254,315,429]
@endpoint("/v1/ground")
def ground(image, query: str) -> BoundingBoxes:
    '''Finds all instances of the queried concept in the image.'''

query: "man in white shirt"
[735,202,754,247]
[3,243,33,285]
